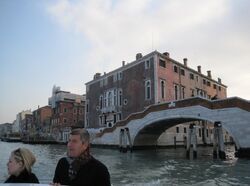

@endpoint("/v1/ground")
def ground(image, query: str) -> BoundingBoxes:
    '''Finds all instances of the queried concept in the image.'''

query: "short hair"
[70,128,90,144]
[12,148,36,173]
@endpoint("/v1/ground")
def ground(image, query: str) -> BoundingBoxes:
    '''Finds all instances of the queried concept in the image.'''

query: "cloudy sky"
[0,0,249,124]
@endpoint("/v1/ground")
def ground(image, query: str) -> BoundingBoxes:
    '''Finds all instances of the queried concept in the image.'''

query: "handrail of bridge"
[95,96,250,137]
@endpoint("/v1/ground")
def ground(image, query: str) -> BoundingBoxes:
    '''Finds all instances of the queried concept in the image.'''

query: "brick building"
[49,86,85,142]
[85,50,227,130]
[32,105,52,139]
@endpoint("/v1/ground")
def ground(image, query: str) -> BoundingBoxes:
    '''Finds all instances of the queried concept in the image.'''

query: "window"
[184,127,187,133]
[99,95,103,109]
[145,60,150,69]
[118,72,122,80]
[196,76,199,82]
[145,80,151,100]
[191,89,195,97]
[114,89,117,106]
[176,127,179,133]
[64,108,67,113]
[108,92,112,106]
[104,78,108,86]
[219,86,221,91]
[199,128,201,137]
[174,65,178,73]
[207,81,211,87]
[113,73,117,82]
[118,90,122,106]
[161,80,165,99]
[213,84,217,89]
[159,59,166,68]
[63,118,67,123]
[113,114,116,123]
[100,80,103,87]
[104,92,107,107]
[203,79,206,85]
[190,73,194,80]
[181,69,185,76]
[181,86,185,99]
[174,84,178,100]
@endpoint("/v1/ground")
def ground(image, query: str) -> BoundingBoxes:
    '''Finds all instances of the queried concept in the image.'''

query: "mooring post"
[186,126,191,159]
[217,122,226,159]
[191,125,197,159]
[119,129,123,152]
[125,128,133,153]
[213,123,218,159]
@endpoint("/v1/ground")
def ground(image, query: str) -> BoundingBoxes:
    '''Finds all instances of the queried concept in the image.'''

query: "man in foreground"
[52,128,111,186]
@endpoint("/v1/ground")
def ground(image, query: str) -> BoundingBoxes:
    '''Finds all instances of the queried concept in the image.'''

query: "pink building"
[85,51,227,129]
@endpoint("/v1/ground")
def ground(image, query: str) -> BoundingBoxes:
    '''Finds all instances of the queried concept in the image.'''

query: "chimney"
[207,70,212,78]
[136,53,143,60]
[122,61,126,66]
[218,78,222,84]
[93,73,101,80]
[163,52,169,57]
[183,58,188,66]
[197,65,201,73]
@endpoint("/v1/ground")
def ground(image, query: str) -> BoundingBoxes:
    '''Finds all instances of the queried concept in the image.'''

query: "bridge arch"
[92,97,250,158]
[132,115,238,148]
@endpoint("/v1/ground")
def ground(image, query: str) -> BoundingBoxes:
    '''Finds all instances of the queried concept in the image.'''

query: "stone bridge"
[91,97,250,158]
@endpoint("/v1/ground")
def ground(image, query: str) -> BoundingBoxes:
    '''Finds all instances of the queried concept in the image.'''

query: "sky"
[0,0,250,124]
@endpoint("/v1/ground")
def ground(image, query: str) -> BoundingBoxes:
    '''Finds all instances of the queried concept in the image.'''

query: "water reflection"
[0,141,250,185]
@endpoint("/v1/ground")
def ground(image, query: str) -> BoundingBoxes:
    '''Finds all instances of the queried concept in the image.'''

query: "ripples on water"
[0,141,250,185]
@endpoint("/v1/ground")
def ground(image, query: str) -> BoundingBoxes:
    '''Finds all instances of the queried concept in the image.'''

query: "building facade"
[85,51,227,130]
[48,86,85,142]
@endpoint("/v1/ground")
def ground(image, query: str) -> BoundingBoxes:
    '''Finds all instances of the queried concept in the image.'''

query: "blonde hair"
[12,148,36,173]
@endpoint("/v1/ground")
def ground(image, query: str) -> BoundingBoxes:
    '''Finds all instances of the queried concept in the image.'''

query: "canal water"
[0,141,250,185]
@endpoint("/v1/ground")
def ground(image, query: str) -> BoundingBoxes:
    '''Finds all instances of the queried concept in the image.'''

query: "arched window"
[108,92,112,106]
[161,80,165,99]
[118,89,122,106]
[145,80,151,100]
[99,95,103,109]
[174,85,178,100]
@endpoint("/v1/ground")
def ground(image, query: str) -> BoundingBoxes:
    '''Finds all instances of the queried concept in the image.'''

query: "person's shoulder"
[91,157,109,171]
[30,172,39,183]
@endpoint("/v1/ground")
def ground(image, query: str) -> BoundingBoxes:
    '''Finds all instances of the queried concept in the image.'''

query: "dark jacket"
[53,157,111,186]
[5,169,39,183]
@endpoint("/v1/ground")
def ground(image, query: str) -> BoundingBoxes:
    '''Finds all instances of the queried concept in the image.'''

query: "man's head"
[67,128,90,158]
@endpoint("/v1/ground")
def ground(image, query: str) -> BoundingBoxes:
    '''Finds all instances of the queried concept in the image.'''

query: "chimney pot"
[136,53,143,60]
[197,66,201,73]
[163,52,169,57]
[93,73,101,80]
[207,70,212,78]
[218,78,222,84]
[183,58,188,66]
[122,61,125,66]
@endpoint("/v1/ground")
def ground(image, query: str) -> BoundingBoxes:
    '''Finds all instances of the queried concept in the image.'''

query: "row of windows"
[100,72,123,87]
[176,126,212,138]
[99,89,123,109]
[174,65,222,91]
[53,107,83,114]
[99,113,122,126]
[51,118,80,124]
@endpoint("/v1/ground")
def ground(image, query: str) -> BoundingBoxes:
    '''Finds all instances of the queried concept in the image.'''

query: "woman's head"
[7,148,36,176]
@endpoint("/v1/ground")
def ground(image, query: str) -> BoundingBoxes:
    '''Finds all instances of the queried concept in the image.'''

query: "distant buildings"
[48,86,85,142]
[0,123,12,138]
